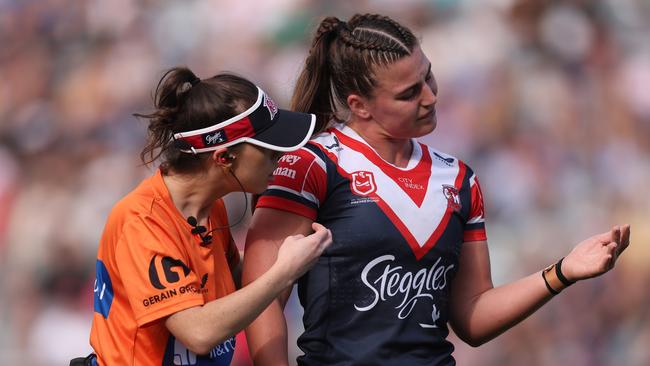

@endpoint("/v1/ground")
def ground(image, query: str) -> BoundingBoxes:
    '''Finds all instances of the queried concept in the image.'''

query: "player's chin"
[414,116,437,137]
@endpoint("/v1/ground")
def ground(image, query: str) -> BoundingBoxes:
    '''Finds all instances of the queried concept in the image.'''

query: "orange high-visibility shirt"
[90,169,240,365]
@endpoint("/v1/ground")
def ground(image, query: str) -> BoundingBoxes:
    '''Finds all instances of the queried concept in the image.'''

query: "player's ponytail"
[292,14,417,134]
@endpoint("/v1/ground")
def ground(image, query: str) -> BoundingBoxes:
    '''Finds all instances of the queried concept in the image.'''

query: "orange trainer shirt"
[90,169,240,366]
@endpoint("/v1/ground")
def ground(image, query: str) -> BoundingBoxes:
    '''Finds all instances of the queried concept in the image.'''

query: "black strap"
[555,257,575,286]
[542,270,559,295]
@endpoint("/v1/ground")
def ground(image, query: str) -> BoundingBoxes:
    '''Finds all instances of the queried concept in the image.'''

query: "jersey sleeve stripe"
[465,222,485,231]
[256,195,318,221]
[267,184,320,206]
[302,146,327,173]
[463,228,487,242]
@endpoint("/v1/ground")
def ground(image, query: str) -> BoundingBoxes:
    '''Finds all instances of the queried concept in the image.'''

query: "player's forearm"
[451,270,553,346]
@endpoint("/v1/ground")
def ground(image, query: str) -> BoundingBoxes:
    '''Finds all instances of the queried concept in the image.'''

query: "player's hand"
[274,222,333,285]
[562,224,631,282]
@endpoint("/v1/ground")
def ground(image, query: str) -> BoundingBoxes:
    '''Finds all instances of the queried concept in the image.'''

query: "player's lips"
[418,108,435,120]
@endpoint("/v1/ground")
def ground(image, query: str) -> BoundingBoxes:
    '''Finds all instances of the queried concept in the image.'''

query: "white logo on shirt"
[279,155,301,165]
[273,167,296,179]
[354,255,454,328]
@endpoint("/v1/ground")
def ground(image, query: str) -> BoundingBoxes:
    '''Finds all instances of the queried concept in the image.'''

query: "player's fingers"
[619,224,631,254]
[597,230,614,245]
[610,225,621,245]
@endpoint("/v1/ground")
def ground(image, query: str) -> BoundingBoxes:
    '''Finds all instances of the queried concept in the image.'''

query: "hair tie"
[335,21,348,33]
[190,76,201,87]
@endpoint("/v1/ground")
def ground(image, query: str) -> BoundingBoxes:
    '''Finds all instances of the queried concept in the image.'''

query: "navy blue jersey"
[257,125,487,366]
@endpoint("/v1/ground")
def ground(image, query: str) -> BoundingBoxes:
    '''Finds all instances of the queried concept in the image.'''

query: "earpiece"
[219,154,235,164]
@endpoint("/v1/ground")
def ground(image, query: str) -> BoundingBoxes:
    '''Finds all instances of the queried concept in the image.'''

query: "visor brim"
[246,109,316,152]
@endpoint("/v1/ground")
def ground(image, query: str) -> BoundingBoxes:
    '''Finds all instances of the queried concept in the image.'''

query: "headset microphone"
[186,216,212,246]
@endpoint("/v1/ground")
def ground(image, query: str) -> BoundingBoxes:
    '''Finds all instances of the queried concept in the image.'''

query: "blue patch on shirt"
[93,259,114,318]
[164,335,236,365]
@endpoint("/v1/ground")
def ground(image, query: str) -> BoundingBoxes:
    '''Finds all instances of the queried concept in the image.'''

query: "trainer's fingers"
[310,222,330,241]
[311,222,326,233]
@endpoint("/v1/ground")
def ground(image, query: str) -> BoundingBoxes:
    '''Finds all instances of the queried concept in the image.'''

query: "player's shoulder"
[274,130,337,172]
[420,143,478,176]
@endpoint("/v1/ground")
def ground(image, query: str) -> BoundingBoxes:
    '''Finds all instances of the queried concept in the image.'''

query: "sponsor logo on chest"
[354,254,454,328]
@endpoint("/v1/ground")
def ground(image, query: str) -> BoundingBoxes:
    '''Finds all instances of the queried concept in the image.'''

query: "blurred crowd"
[1,0,649,365]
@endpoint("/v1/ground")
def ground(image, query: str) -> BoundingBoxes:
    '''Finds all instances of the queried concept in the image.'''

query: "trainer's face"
[365,46,438,139]
[231,143,283,194]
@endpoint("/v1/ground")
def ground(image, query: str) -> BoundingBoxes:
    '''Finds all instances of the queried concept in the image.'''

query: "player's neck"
[345,123,413,168]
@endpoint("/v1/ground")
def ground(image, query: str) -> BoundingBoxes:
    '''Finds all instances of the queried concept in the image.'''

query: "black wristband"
[542,270,560,295]
[555,257,575,287]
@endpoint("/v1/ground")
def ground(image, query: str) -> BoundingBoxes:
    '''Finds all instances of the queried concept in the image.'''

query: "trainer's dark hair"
[135,67,257,174]
[292,14,418,132]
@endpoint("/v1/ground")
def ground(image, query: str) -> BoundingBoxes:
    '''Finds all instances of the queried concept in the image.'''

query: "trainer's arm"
[165,221,330,356]
[449,225,630,347]
[243,208,315,366]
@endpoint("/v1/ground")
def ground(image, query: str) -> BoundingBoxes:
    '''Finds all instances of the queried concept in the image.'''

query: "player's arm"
[227,237,242,288]
[243,208,315,366]
[449,225,630,347]
[165,221,330,356]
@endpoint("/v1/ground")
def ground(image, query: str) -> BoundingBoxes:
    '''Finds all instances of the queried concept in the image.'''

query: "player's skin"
[242,45,632,365]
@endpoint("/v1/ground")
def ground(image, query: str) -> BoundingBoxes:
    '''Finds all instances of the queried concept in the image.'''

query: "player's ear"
[347,94,371,120]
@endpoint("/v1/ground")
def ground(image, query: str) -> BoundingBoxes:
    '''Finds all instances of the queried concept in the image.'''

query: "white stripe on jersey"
[267,184,320,206]
[316,126,462,248]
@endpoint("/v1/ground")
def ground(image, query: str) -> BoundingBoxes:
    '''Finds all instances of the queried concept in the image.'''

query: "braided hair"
[291,14,418,132]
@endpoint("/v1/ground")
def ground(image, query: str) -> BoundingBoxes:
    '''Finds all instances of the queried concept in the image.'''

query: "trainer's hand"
[562,224,631,282]
[274,222,333,285]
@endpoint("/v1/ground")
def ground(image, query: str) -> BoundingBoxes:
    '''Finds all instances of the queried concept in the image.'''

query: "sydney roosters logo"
[442,184,461,212]
[263,94,278,120]
[350,171,377,196]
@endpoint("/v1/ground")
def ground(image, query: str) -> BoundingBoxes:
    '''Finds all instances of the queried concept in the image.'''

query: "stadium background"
[0,0,649,364]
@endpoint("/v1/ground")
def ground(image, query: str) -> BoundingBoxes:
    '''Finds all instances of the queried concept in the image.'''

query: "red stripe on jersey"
[332,129,432,207]
[256,196,318,221]
[469,176,486,222]
[463,229,487,242]
[303,155,327,205]
[332,157,467,261]
[269,148,327,206]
